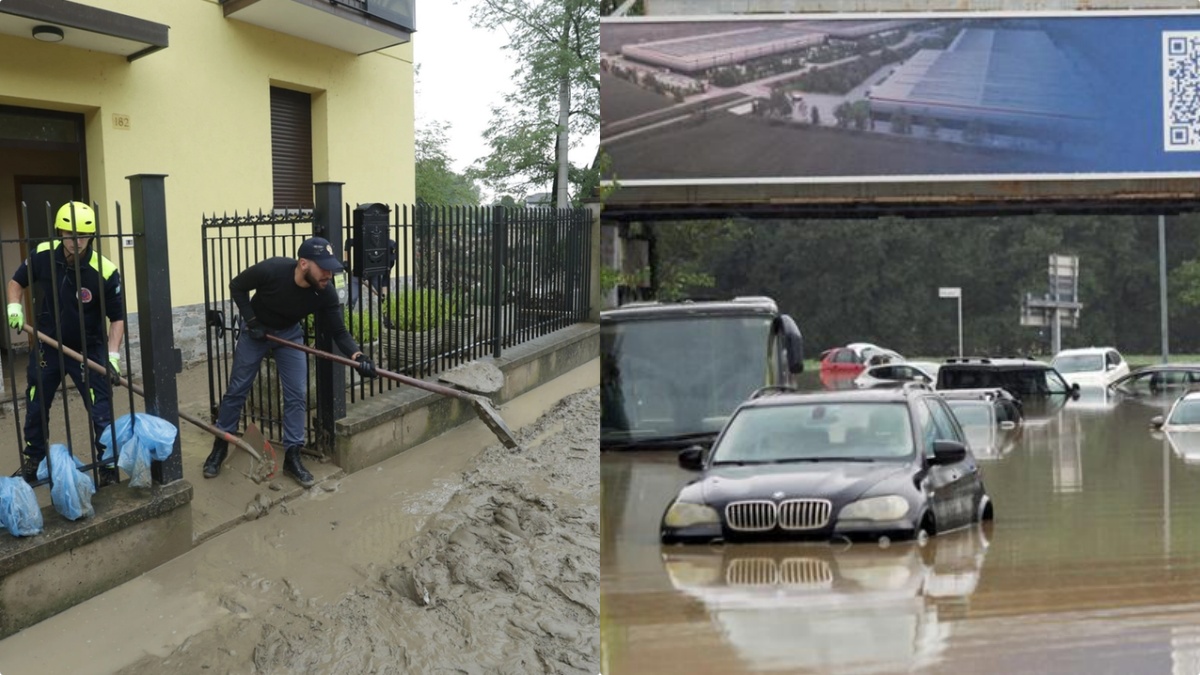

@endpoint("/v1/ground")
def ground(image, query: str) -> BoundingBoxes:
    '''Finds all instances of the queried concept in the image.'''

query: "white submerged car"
[1050,347,1130,388]
[854,361,941,389]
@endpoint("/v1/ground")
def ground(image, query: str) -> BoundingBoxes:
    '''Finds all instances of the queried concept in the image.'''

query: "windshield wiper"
[601,431,717,450]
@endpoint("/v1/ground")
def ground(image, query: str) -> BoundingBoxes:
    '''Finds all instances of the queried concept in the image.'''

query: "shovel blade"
[240,423,276,480]
[469,396,520,450]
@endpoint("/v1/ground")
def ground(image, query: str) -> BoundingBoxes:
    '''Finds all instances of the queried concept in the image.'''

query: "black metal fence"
[202,194,592,453]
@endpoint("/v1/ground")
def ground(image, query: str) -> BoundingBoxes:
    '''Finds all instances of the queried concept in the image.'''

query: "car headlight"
[663,501,720,528]
[838,495,909,522]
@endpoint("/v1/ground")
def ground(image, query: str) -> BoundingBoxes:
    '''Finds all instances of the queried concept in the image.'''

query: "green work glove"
[107,352,122,385]
[6,303,23,330]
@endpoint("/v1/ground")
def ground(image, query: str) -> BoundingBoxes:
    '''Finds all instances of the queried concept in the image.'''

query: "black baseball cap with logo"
[297,237,343,272]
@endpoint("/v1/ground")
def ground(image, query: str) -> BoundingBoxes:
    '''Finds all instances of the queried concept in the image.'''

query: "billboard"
[599,11,1200,216]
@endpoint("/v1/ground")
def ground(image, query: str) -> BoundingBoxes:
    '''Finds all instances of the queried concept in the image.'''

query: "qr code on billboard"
[1164,31,1200,152]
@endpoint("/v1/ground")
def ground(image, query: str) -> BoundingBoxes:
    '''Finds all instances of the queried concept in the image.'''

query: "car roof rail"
[943,357,992,365]
[750,385,798,399]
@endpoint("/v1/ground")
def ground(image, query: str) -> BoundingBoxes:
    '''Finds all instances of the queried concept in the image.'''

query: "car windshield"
[1053,355,1104,374]
[601,315,773,444]
[1169,400,1200,425]
[710,402,915,463]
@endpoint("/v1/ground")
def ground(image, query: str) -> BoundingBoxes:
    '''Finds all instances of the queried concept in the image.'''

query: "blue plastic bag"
[99,414,135,463]
[132,413,178,462]
[39,444,95,521]
[100,413,179,488]
[0,477,42,537]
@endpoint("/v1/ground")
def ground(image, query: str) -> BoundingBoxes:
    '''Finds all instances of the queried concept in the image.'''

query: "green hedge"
[386,289,458,332]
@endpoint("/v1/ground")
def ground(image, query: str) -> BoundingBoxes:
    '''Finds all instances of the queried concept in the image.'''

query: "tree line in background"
[637,214,1200,357]
[417,0,599,208]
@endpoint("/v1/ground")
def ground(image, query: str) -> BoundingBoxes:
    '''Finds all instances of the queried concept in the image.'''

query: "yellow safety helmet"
[55,201,97,235]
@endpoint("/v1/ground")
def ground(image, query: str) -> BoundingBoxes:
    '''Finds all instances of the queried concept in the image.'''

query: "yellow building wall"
[0,0,415,312]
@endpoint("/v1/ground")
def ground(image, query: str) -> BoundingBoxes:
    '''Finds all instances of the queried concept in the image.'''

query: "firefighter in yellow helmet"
[5,201,126,486]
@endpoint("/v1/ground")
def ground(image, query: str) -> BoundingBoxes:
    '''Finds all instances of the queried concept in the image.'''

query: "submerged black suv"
[661,384,992,544]
[936,357,1077,400]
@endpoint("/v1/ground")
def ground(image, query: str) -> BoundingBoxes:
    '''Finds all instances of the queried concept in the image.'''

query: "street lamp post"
[939,287,963,358]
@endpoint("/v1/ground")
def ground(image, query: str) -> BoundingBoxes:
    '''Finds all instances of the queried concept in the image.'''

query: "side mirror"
[931,439,968,465]
[678,445,706,471]
[773,314,805,375]
[1070,383,1081,400]
[1151,415,1165,429]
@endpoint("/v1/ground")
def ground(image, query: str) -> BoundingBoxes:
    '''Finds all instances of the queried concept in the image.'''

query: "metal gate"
[201,185,593,455]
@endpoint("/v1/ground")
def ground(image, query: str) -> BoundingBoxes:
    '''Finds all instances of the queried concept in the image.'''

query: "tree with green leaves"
[469,0,599,207]
[415,122,483,205]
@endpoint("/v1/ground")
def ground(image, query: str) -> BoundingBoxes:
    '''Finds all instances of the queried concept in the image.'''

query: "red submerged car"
[820,343,903,376]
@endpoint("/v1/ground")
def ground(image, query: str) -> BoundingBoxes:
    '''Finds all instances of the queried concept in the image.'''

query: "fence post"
[313,182,345,455]
[128,174,183,484]
[587,204,601,323]
[491,205,506,359]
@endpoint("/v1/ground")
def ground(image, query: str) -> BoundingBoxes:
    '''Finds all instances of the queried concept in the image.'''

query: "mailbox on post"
[350,203,391,279]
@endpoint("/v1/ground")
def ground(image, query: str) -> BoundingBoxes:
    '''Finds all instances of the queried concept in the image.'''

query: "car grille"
[724,501,777,531]
[726,557,833,587]
[725,499,832,531]
[778,499,832,530]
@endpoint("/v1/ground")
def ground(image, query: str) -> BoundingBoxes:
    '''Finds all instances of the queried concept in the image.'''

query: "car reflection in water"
[660,525,990,673]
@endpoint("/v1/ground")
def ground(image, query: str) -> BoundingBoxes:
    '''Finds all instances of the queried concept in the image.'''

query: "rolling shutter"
[270,87,313,210]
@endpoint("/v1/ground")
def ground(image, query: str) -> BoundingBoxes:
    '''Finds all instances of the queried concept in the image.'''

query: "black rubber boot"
[283,446,314,488]
[12,455,39,486]
[97,466,119,487]
[203,438,229,479]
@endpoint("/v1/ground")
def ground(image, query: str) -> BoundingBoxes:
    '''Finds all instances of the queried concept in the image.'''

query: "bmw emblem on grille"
[772,491,785,500]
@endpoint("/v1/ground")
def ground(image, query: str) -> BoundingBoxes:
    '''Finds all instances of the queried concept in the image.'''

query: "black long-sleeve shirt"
[230,257,359,356]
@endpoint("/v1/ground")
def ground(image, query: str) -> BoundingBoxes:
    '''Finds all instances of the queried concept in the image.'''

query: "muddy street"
[602,379,1200,675]
[0,361,599,675]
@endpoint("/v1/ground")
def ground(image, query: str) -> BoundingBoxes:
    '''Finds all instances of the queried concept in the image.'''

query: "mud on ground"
[117,387,600,675]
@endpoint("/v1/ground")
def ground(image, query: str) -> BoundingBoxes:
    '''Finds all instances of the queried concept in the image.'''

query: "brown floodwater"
[601,379,1200,675]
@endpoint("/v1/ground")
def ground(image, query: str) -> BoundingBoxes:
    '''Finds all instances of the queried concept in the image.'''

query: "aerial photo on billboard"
[600,11,1200,185]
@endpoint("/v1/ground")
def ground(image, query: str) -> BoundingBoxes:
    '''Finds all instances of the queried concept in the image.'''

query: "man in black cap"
[203,236,378,487]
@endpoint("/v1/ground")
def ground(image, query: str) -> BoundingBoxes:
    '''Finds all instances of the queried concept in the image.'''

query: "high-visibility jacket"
[12,241,124,350]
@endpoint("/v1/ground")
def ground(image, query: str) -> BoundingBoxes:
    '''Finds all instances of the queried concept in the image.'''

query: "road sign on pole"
[939,288,963,357]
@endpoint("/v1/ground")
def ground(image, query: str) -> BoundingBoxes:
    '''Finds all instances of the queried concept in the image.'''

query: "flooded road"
[0,360,599,675]
[601,379,1200,675]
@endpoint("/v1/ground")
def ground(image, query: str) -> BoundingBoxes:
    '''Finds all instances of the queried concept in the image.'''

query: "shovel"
[22,325,277,482]
[263,334,521,450]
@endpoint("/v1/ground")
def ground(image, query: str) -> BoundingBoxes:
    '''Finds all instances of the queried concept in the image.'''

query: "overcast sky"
[411,3,599,201]
[412,3,513,176]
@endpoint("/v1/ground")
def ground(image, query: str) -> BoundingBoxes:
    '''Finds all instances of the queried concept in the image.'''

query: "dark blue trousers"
[23,341,113,462]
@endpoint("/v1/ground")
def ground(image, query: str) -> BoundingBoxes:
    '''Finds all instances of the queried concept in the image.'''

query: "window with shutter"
[270,87,313,211]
